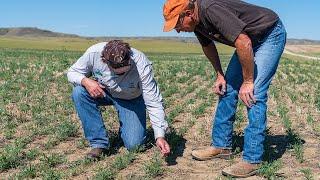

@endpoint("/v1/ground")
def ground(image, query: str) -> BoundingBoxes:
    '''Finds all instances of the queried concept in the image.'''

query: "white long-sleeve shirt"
[67,42,168,139]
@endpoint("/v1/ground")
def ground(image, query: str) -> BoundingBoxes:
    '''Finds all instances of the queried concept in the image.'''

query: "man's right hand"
[213,74,226,96]
[81,78,106,98]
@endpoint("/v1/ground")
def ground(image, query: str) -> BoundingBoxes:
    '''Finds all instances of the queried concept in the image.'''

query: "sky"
[1,0,320,40]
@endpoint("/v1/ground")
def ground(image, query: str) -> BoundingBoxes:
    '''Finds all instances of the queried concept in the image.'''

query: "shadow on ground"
[165,128,187,166]
[231,128,305,162]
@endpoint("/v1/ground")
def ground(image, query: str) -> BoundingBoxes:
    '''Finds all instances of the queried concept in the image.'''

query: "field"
[0,38,319,179]
[286,45,320,58]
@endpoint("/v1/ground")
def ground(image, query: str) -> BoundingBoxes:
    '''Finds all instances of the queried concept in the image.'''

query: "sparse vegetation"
[143,151,165,178]
[0,39,319,179]
[258,160,283,179]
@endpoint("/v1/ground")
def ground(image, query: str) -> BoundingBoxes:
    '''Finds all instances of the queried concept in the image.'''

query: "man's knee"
[71,86,87,102]
[123,136,145,151]
[223,83,239,97]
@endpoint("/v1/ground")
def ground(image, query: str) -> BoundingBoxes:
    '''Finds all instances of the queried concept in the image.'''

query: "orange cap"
[163,0,189,32]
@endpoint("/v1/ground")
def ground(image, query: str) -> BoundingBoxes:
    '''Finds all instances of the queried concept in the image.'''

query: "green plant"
[0,144,23,172]
[277,104,289,119]
[56,120,78,140]
[293,143,304,163]
[300,168,314,180]
[306,114,314,125]
[282,116,292,131]
[40,153,65,168]
[76,138,89,149]
[258,160,283,179]
[44,137,59,149]
[16,165,37,179]
[25,148,39,160]
[143,152,164,178]
[41,168,63,180]
[112,151,136,171]
[94,168,116,180]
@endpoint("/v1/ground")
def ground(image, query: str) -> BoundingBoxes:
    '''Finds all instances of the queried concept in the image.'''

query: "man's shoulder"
[199,0,217,9]
[85,42,107,54]
[131,48,152,66]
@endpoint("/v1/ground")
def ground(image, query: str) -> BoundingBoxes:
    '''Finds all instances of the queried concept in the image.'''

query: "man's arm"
[136,52,170,156]
[139,64,168,139]
[234,33,256,107]
[67,52,93,86]
[202,42,224,77]
[202,42,226,95]
[234,33,254,83]
[67,52,105,98]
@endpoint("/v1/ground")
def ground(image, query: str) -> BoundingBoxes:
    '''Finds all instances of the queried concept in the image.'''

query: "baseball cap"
[163,0,189,32]
[102,40,131,69]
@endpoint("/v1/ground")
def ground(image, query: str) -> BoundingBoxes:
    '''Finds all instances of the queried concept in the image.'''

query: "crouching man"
[67,40,170,159]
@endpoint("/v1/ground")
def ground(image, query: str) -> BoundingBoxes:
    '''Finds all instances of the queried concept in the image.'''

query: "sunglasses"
[175,13,186,30]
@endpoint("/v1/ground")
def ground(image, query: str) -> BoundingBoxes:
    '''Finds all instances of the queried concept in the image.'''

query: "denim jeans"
[212,20,287,163]
[71,85,146,150]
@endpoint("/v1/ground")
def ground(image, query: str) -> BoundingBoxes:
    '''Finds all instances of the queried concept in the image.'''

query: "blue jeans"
[212,20,286,163]
[71,86,147,150]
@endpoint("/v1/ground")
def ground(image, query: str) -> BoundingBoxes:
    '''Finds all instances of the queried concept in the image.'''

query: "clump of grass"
[167,105,183,125]
[195,88,208,100]
[287,129,304,163]
[44,137,59,149]
[277,104,289,119]
[55,120,78,140]
[112,151,136,171]
[282,116,292,130]
[300,168,314,180]
[143,151,164,178]
[25,148,40,160]
[94,168,116,180]
[0,144,23,172]
[306,114,314,126]
[41,168,63,180]
[40,153,65,168]
[76,138,89,149]
[315,84,320,111]
[4,128,15,140]
[257,160,283,179]
[16,165,38,179]
[192,102,208,118]
[4,121,17,140]
[292,143,304,163]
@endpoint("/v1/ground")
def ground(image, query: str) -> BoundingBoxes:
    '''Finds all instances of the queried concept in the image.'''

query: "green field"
[0,38,319,179]
[0,36,234,54]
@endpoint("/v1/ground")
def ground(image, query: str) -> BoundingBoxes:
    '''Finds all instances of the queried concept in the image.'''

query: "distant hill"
[1,27,320,45]
[0,27,79,38]
[286,39,320,45]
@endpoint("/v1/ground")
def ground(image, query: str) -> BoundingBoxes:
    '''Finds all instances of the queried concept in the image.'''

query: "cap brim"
[163,15,179,32]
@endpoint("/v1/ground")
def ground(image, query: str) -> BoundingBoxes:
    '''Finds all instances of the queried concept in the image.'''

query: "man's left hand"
[239,81,256,108]
[156,137,170,157]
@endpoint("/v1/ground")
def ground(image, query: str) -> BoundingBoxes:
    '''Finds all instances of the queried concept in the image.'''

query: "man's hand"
[239,81,256,107]
[156,137,170,157]
[214,74,226,96]
[81,78,106,98]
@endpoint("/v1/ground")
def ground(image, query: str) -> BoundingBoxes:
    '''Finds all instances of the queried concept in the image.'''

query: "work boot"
[191,146,232,161]
[86,148,109,160]
[222,161,260,178]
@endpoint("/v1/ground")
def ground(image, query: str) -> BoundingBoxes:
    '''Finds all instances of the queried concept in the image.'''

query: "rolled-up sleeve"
[67,53,93,86]
[138,55,168,139]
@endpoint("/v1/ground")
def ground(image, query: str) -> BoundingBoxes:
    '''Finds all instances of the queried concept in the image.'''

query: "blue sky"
[1,0,319,40]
